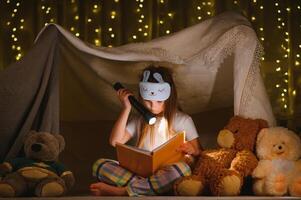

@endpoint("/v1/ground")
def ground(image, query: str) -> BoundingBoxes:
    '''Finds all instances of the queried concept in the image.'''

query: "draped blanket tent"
[0,11,275,195]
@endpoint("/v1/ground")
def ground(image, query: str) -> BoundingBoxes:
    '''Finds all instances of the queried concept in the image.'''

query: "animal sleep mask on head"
[139,70,171,101]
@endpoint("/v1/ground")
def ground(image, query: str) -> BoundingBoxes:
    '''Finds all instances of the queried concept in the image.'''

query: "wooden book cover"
[116,132,185,177]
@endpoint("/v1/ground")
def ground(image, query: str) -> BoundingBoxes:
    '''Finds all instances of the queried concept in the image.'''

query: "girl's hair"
[136,65,178,148]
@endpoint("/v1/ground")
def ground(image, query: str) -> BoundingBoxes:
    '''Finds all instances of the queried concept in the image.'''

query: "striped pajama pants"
[92,158,191,196]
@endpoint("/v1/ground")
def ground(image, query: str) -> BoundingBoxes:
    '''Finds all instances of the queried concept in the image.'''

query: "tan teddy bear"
[174,116,268,196]
[252,127,301,196]
[0,131,75,197]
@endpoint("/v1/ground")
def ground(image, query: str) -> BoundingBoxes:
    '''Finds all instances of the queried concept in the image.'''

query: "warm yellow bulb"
[11,45,15,49]
[296,54,300,58]
[287,48,290,52]
[159,20,164,24]
[75,33,80,37]
[138,28,142,31]
[160,0,164,3]
[140,15,144,19]
[298,6,301,9]
[44,23,48,26]
[144,25,149,28]
[168,13,173,17]
[259,27,263,31]
[207,2,212,5]
[261,37,264,41]
[13,37,18,41]
[95,28,100,33]
[132,35,137,39]
[281,93,285,97]
[286,8,290,12]
[41,5,45,10]
[17,46,21,50]
[6,0,10,4]
[114,0,119,2]
[283,89,287,92]
[143,32,148,36]
[276,67,281,71]
[284,72,288,76]
[110,33,115,38]
[260,6,263,9]
[278,10,281,13]
[13,9,17,13]
[13,27,16,32]
[275,3,278,6]
[75,15,79,20]
[138,19,142,23]
[139,4,143,8]
[20,19,24,23]
[94,39,100,46]
[284,104,287,109]
[87,18,92,22]
[7,21,10,25]
[276,84,280,88]
[296,61,300,66]
[234,1,237,4]
[281,98,285,102]
[293,90,296,96]
[251,16,256,21]
[94,5,98,9]
[11,13,15,17]
[198,16,202,20]
[207,11,211,15]
[20,25,23,29]
[299,44,301,48]
[276,60,280,63]
[261,57,265,61]
[70,27,75,31]
[108,27,112,31]
[197,6,201,10]
[166,30,170,34]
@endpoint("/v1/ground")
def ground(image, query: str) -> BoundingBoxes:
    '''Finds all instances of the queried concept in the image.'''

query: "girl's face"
[143,100,165,115]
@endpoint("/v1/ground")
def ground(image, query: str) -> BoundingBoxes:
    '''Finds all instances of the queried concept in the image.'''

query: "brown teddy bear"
[0,131,75,197]
[252,127,301,196]
[174,116,268,196]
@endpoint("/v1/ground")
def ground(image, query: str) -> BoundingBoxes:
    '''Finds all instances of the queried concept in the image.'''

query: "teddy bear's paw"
[174,177,204,196]
[289,177,301,196]
[0,182,15,197]
[219,174,241,196]
[36,179,66,197]
[266,174,287,196]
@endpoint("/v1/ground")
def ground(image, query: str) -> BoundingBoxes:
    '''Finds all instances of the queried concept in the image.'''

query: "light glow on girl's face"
[143,100,165,114]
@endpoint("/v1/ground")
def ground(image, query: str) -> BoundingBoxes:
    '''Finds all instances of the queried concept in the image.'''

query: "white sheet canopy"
[41,11,275,125]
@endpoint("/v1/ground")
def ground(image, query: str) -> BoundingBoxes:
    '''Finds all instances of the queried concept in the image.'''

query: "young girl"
[90,65,202,196]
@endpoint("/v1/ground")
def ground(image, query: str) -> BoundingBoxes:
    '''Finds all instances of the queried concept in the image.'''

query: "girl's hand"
[176,142,199,156]
[116,88,133,110]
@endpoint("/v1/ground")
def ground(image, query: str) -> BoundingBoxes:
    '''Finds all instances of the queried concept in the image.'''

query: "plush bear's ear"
[256,128,268,145]
[53,134,65,153]
[26,130,37,140]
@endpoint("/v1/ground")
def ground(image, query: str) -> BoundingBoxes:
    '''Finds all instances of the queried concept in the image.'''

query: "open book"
[116,131,185,177]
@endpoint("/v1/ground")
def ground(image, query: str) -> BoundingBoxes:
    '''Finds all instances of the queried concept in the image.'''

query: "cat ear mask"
[139,70,171,101]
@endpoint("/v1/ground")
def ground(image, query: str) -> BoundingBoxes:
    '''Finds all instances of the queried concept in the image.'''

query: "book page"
[152,132,185,173]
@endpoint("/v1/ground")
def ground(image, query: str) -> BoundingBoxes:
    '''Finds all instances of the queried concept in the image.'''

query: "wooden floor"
[1,196,300,200]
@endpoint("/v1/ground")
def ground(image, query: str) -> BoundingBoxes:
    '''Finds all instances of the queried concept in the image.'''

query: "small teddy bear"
[174,116,268,196]
[0,130,75,197]
[252,127,301,196]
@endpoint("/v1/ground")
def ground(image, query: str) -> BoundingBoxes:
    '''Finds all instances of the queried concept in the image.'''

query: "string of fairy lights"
[6,0,23,61]
[2,0,301,124]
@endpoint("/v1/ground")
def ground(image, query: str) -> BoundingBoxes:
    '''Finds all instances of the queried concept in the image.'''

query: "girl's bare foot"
[89,182,127,196]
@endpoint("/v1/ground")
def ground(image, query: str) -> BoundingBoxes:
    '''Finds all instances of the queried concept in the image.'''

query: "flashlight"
[113,82,157,125]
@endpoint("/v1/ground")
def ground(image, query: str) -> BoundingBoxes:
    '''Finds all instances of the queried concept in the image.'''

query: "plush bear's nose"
[31,143,42,152]
[278,145,282,150]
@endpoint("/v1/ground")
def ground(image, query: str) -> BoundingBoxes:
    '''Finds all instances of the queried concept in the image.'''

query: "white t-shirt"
[126,111,199,151]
